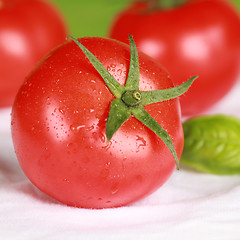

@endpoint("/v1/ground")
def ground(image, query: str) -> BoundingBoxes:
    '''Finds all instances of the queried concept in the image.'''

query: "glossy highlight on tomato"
[11,37,184,209]
[0,0,68,107]
[109,0,240,117]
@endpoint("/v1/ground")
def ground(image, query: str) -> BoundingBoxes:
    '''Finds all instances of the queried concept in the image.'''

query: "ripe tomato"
[11,37,184,208]
[0,0,68,107]
[109,0,240,117]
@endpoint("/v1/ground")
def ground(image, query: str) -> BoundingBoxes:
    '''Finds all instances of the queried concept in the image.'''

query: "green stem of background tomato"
[147,0,186,10]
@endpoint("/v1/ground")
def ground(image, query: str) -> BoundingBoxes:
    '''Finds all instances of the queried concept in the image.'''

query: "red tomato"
[0,0,68,107]
[11,37,183,208]
[109,0,240,117]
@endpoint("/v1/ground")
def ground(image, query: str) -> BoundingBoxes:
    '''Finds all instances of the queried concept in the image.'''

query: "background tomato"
[11,37,183,209]
[0,0,68,107]
[48,0,240,37]
[109,0,240,117]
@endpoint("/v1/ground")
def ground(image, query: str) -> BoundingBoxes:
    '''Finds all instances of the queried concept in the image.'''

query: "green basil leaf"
[181,115,240,175]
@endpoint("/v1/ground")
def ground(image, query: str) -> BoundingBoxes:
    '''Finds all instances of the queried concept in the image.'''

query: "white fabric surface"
[0,82,240,240]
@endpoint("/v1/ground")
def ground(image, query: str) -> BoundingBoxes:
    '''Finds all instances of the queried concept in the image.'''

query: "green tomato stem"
[132,105,180,170]
[121,90,142,107]
[141,76,198,105]
[69,34,196,170]
[106,98,131,141]
[125,35,140,90]
[67,35,125,98]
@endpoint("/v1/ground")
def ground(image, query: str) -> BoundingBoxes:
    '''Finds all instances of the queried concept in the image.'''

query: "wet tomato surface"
[11,37,184,208]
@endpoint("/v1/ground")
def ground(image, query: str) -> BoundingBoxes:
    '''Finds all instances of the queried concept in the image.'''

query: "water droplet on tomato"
[99,132,106,143]
[117,69,122,75]
[111,183,119,195]
[63,178,70,184]
[102,141,112,151]
[58,107,65,114]
[136,135,147,148]
[70,124,85,132]
[86,125,94,131]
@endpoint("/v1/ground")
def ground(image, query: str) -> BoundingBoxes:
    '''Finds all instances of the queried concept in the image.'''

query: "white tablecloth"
[1,81,240,240]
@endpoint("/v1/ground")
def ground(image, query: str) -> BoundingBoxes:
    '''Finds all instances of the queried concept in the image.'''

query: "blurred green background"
[49,0,130,37]
[50,0,240,37]
[232,0,240,8]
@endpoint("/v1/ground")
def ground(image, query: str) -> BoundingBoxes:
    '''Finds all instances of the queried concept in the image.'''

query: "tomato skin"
[109,0,240,117]
[11,37,183,208]
[0,0,67,107]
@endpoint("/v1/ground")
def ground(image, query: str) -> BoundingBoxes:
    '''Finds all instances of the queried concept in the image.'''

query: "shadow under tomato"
[0,132,24,182]
[16,181,62,206]
[0,153,61,206]
[0,131,61,206]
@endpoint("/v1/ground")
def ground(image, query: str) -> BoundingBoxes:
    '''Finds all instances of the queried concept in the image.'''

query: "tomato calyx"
[121,90,142,107]
[68,35,197,170]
